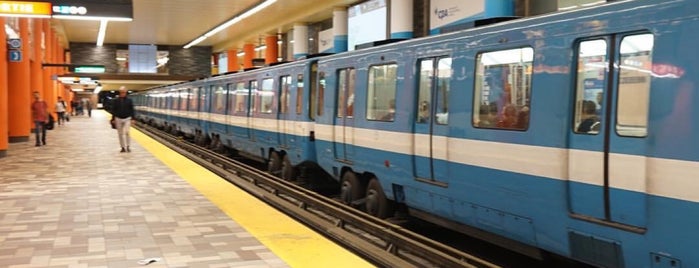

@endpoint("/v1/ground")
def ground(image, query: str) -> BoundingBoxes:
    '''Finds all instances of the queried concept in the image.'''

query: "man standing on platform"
[108,86,135,153]
[55,96,67,125]
[31,91,48,146]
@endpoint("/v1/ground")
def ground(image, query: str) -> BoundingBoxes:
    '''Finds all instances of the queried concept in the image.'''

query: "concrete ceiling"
[51,0,362,92]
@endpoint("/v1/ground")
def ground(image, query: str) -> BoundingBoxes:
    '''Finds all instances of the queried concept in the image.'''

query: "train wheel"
[365,178,393,219]
[280,155,295,181]
[267,151,282,176]
[340,171,364,207]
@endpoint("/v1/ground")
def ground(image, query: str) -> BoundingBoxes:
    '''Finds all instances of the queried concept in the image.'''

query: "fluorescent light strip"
[183,0,277,49]
[0,14,51,19]
[96,20,108,46]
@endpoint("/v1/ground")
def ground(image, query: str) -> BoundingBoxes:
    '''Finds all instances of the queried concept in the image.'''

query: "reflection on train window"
[337,68,356,118]
[416,59,433,123]
[178,89,188,111]
[249,80,258,113]
[435,58,451,125]
[234,82,247,114]
[296,74,304,115]
[616,33,653,137]
[473,47,533,130]
[574,39,606,134]
[259,78,275,114]
[212,85,226,114]
[198,86,207,113]
[367,63,398,121]
[280,75,291,114]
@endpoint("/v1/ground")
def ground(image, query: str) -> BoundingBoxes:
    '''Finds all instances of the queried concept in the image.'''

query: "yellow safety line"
[131,129,374,268]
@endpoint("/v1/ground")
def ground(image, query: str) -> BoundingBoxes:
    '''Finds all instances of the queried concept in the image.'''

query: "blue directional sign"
[8,39,21,49]
[9,50,22,62]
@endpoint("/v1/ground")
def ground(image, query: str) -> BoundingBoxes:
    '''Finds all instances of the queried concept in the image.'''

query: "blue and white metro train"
[133,0,699,266]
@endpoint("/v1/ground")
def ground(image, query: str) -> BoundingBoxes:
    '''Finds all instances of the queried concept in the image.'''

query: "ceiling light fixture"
[183,0,278,49]
[96,19,108,46]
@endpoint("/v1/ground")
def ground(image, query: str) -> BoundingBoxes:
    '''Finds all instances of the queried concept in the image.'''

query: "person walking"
[108,86,135,152]
[31,91,48,146]
[55,96,67,125]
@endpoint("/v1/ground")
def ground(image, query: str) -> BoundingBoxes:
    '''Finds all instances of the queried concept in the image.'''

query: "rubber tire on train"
[365,178,393,219]
[267,151,282,176]
[281,155,295,181]
[340,171,365,207]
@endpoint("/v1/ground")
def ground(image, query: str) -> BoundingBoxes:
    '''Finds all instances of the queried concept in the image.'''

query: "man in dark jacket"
[108,86,135,152]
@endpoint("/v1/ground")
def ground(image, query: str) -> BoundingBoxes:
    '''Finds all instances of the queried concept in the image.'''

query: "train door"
[278,75,293,148]
[333,68,356,161]
[568,33,653,229]
[413,57,451,184]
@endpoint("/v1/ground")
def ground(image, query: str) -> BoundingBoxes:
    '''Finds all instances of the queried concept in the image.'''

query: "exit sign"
[75,66,105,73]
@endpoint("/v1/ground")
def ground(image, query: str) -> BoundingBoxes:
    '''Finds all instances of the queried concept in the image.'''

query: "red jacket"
[31,100,48,122]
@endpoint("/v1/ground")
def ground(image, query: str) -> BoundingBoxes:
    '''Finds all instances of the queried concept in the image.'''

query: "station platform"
[0,110,372,268]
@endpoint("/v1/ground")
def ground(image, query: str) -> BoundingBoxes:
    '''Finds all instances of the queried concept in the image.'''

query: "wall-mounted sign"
[0,1,52,17]
[9,50,21,62]
[7,38,21,49]
[51,0,133,20]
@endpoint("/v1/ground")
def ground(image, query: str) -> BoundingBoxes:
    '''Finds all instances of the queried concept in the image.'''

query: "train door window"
[316,72,325,117]
[226,83,236,115]
[212,85,226,114]
[573,39,606,134]
[296,74,304,115]
[416,59,433,123]
[310,63,319,120]
[336,68,356,118]
[259,78,275,114]
[234,82,246,114]
[197,86,207,112]
[616,33,653,137]
[249,80,258,113]
[189,87,199,112]
[367,63,398,121]
[280,75,291,114]
[178,90,187,111]
[473,47,533,130]
[435,58,452,125]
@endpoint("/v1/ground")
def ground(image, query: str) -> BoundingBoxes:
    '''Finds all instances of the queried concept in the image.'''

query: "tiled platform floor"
[0,111,288,268]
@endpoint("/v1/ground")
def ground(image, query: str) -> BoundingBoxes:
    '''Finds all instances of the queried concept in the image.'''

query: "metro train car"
[311,0,699,267]
[134,58,321,181]
[134,0,699,266]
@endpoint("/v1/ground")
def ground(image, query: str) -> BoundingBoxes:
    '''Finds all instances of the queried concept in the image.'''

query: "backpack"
[45,113,55,130]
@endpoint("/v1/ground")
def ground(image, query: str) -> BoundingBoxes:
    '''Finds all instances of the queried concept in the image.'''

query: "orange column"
[227,49,239,72]
[8,18,31,142]
[264,35,278,65]
[42,20,56,114]
[31,19,44,111]
[0,17,8,156]
[45,27,56,109]
[243,43,254,69]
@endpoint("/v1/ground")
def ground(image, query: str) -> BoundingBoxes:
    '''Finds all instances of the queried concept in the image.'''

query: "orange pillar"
[42,20,56,114]
[0,17,8,156]
[243,43,254,69]
[264,35,278,65]
[227,49,239,72]
[44,26,57,109]
[31,19,44,112]
[8,18,31,142]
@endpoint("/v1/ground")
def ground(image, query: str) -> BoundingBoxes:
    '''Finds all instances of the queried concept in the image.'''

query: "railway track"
[135,123,500,268]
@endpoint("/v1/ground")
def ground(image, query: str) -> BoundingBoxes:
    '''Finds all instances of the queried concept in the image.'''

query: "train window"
[336,68,356,118]
[616,33,653,137]
[259,78,275,114]
[473,47,533,130]
[178,90,187,111]
[367,63,398,121]
[316,72,325,117]
[226,83,236,115]
[280,75,291,114]
[573,39,606,134]
[234,82,247,114]
[249,80,258,113]
[198,86,207,113]
[417,59,433,123]
[296,74,304,115]
[435,58,451,125]
[212,85,226,114]
[189,87,199,112]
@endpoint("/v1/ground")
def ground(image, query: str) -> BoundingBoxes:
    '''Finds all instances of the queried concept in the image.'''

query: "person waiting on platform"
[55,96,67,125]
[31,91,48,146]
[108,86,135,153]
